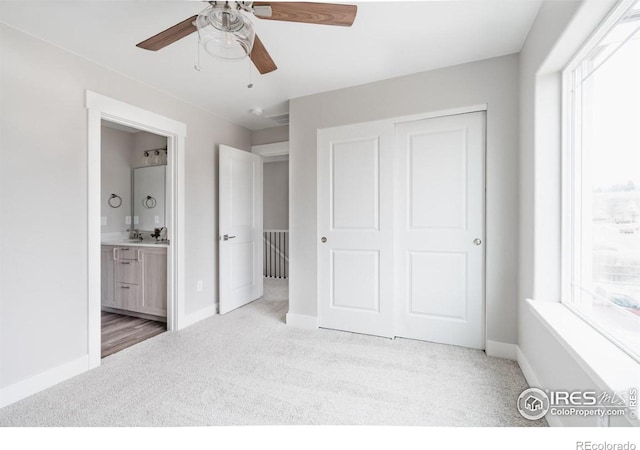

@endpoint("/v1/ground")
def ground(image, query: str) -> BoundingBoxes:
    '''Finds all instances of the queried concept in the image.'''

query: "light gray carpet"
[0,279,545,426]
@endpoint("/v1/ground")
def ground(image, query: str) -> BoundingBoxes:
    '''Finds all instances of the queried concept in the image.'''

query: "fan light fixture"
[196,2,255,61]
[136,2,357,75]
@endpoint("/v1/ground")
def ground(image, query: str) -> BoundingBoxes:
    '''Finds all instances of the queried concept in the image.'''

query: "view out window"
[564,0,640,361]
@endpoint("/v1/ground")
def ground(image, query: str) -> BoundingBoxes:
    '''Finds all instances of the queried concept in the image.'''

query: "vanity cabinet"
[100,247,116,308]
[139,248,167,317]
[101,245,167,319]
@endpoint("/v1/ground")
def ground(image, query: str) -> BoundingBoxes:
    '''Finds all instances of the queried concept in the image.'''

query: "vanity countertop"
[101,239,169,248]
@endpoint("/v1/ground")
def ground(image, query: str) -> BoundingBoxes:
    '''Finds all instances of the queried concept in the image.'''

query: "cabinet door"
[140,248,167,317]
[101,246,116,308]
[116,283,141,312]
[115,259,142,285]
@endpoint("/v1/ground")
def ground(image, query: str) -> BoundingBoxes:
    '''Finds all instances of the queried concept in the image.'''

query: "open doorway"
[87,90,187,369]
[100,120,168,357]
[252,141,289,310]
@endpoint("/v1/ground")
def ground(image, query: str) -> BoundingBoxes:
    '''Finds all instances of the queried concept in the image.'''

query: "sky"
[587,26,640,188]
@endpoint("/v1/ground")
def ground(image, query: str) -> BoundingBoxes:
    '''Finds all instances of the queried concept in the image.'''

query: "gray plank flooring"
[101,311,166,358]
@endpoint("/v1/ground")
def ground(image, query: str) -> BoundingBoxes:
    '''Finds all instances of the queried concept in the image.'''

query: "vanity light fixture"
[143,148,168,166]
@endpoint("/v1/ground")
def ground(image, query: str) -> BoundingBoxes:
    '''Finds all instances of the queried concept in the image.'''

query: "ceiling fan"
[136,1,358,75]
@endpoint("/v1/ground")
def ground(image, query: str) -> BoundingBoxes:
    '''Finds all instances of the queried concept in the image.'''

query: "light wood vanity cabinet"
[100,247,116,309]
[139,248,167,317]
[101,245,167,319]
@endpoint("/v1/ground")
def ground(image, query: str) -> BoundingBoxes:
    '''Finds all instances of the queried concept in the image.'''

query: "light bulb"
[223,32,234,49]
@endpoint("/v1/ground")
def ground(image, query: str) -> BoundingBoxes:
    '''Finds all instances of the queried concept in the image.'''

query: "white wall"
[263,161,289,230]
[101,125,133,234]
[289,54,520,346]
[0,24,251,391]
[517,0,635,427]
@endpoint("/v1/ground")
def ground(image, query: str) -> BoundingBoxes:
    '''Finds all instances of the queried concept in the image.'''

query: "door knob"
[473,238,482,246]
[321,237,327,243]
[223,235,236,241]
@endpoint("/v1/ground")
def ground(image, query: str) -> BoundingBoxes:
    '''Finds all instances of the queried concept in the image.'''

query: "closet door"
[394,112,485,349]
[317,121,395,337]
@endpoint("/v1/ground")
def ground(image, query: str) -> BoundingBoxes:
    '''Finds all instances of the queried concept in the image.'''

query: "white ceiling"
[0,1,541,130]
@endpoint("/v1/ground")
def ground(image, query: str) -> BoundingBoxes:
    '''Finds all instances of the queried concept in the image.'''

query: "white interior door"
[394,112,485,349]
[219,145,263,314]
[317,121,395,337]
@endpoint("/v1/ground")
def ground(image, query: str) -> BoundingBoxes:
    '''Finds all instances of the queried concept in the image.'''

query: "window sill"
[526,299,639,401]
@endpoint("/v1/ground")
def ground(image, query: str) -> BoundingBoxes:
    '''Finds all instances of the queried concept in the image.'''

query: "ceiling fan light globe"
[196,7,255,61]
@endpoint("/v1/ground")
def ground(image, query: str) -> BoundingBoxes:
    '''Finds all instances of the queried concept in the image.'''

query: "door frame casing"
[316,104,488,347]
[86,90,186,369]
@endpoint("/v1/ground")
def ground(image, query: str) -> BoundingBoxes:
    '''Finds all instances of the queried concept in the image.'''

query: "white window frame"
[561,0,640,363]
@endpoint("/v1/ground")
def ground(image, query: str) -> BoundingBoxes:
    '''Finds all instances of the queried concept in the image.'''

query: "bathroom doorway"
[99,120,169,358]
[87,91,187,369]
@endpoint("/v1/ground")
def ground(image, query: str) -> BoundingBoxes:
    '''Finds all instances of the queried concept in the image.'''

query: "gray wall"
[289,54,520,346]
[251,125,289,146]
[263,161,289,230]
[101,127,167,234]
[0,24,251,389]
[252,125,290,231]
[101,125,133,234]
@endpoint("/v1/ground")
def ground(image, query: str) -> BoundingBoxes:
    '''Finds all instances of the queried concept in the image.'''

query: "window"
[564,0,640,362]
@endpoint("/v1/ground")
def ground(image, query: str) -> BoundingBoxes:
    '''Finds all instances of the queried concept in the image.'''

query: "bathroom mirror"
[132,165,166,231]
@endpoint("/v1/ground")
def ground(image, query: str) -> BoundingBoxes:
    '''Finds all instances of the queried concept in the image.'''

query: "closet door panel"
[317,121,394,338]
[395,112,485,349]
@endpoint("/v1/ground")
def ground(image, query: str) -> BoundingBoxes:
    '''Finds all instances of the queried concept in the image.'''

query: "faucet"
[127,228,143,241]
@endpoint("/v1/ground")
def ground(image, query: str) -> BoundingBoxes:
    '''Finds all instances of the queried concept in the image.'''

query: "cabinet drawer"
[116,283,140,312]
[116,247,140,261]
[116,259,142,285]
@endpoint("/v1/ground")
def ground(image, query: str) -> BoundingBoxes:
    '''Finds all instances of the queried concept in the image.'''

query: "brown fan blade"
[250,35,278,74]
[136,15,198,51]
[254,2,357,27]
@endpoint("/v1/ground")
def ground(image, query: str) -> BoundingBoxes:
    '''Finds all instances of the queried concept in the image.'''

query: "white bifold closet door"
[317,112,485,349]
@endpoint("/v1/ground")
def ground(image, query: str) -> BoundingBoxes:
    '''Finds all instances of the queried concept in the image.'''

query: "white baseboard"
[516,347,564,427]
[516,346,541,388]
[181,305,217,329]
[286,312,318,330]
[485,340,518,360]
[0,355,88,409]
